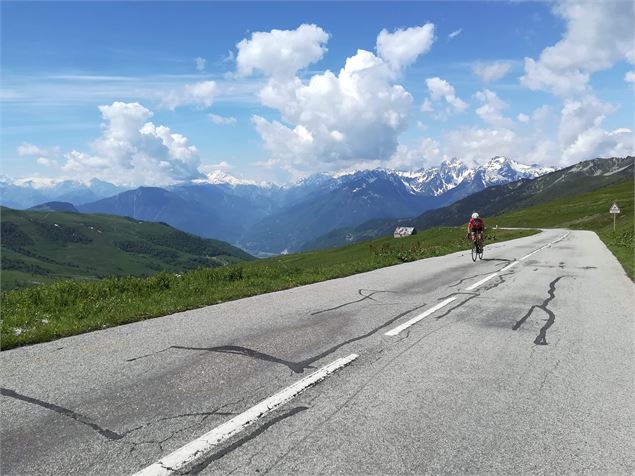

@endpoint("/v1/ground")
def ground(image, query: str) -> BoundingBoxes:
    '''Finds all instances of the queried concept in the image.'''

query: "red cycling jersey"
[468,217,484,231]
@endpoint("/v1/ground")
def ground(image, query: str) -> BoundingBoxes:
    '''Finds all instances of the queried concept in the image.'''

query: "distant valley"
[1,157,553,255]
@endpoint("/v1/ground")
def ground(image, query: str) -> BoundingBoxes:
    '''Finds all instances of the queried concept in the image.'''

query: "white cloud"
[236,24,329,78]
[17,142,50,157]
[424,77,467,116]
[388,137,444,169]
[557,95,615,146]
[561,127,633,164]
[376,24,435,70]
[195,57,206,72]
[238,24,420,176]
[61,101,202,186]
[475,89,514,128]
[161,80,217,110]
[448,29,462,40]
[626,71,635,84]
[557,94,632,164]
[517,113,530,123]
[473,61,512,83]
[521,0,635,96]
[436,94,633,168]
[209,114,237,126]
[36,157,58,167]
[420,98,434,113]
[443,127,519,166]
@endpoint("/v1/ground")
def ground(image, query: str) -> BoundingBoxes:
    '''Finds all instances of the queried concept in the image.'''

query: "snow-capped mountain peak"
[192,170,273,188]
[476,156,555,185]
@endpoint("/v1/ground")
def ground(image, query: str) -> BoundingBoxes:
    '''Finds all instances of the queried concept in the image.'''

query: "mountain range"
[1,157,554,254]
[303,156,634,250]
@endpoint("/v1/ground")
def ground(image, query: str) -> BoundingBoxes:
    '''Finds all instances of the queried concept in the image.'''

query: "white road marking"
[384,297,457,336]
[465,272,500,291]
[384,231,571,337]
[520,232,569,261]
[500,261,519,272]
[132,353,358,476]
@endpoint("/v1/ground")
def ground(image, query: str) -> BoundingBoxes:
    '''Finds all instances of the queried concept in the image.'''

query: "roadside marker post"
[609,202,620,232]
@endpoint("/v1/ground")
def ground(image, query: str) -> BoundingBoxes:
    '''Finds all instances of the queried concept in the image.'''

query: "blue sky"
[1,1,633,185]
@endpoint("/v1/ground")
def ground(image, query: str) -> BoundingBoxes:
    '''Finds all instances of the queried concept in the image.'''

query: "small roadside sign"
[610,202,620,232]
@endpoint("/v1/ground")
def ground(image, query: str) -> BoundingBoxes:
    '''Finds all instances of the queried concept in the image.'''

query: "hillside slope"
[307,156,633,249]
[0,207,253,289]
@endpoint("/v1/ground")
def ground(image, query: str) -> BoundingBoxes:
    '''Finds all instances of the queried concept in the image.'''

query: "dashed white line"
[384,231,570,337]
[384,297,457,336]
[465,272,500,291]
[132,353,358,476]
[500,260,520,272]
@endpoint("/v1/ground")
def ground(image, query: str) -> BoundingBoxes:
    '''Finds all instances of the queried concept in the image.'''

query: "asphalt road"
[1,229,633,475]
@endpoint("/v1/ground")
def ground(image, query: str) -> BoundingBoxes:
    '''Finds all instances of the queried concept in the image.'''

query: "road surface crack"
[448,272,492,288]
[0,387,135,441]
[126,303,428,373]
[310,288,396,315]
[512,276,568,345]
[127,401,242,457]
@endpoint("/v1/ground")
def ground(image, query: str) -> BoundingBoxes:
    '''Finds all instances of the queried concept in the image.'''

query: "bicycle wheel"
[478,242,484,260]
[471,241,478,262]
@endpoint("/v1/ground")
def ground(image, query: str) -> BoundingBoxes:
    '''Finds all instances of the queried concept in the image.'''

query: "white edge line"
[132,353,359,476]
[385,297,457,337]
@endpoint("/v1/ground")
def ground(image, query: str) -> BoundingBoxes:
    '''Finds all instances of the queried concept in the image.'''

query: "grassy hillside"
[494,179,634,279]
[1,226,536,349]
[0,207,253,290]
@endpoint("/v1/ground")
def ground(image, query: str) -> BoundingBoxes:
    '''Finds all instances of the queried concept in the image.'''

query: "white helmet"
[472,212,479,219]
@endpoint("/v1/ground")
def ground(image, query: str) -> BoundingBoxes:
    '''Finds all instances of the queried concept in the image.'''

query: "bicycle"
[469,230,484,262]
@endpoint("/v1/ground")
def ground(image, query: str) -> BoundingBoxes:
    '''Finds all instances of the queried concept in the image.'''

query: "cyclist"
[468,212,485,247]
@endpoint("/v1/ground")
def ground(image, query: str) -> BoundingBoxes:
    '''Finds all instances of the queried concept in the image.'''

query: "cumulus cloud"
[423,77,467,116]
[557,94,632,164]
[521,0,635,96]
[448,28,462,40]
[434,94,633,168]
[60,101,202,186]
[517,113,530,123]
[250,49,413,174]
[475,89,514,128]
[36,158,58,167]
[236,24,436,176]
[17,142,51,157]
[235,24,329,78]
[388,137,444,169]
[626,71,635,85]
[443,127,519,166]
[557,95,615,146]
[473,61,512,83]
[376,24,435,70]
[161,80,217,110]
[209,114,237,126]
